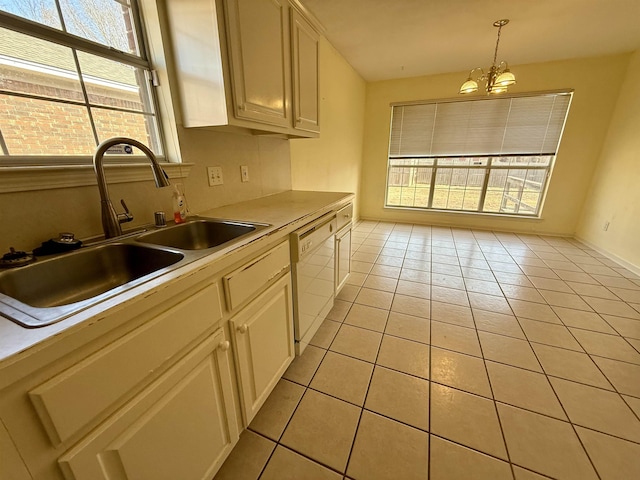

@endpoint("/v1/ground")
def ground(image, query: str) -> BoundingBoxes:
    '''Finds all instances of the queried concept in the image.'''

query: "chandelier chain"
[493,24,502,67]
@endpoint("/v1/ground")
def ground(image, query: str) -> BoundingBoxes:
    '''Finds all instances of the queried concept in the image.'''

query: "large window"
[386,92,572,217]
[0,0,163,163]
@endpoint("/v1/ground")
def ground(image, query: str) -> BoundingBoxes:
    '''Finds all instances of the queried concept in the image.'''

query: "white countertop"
[0,190,353,377]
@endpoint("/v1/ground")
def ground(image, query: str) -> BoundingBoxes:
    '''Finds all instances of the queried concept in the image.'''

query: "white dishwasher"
[290,212,337,355]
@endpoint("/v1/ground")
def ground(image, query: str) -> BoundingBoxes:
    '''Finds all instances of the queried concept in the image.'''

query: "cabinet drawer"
[59,330,239,480]
[224,241,290,311]
[30,283,222,446]
[336,203,353,231]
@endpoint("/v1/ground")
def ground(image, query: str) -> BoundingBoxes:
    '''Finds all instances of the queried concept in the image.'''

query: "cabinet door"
[225,0,292,127]
[0,419,31,480]
[290,7,319,133]
[335,226,352,294]
[30,283,222,447]
[231,274,294,424]
[59,331,238,480]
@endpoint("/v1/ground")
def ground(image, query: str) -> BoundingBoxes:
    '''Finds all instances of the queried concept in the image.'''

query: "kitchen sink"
[0,244,184,328]
[136,218,269,250]
[0,217,270,328]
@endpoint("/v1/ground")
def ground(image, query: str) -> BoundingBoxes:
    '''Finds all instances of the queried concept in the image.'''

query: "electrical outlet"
[207,166,223,186]
[603,221,610,231]
[240,165,249,182]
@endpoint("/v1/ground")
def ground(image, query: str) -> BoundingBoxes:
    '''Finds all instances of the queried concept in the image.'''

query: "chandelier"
[459,19,516,95]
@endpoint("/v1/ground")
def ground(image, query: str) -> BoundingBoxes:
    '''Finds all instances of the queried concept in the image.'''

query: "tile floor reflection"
[215,221,640,480]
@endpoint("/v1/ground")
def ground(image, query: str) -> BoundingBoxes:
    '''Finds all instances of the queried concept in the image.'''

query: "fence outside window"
[387,155,552,215]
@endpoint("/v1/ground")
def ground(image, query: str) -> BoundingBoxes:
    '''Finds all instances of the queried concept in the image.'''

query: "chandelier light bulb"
[488,85,508,94]
[459,78,479,94]
[495,70,516,87]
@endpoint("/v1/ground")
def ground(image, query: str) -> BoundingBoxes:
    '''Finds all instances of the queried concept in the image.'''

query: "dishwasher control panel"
[301,240,313,254]
[290,212,337,263]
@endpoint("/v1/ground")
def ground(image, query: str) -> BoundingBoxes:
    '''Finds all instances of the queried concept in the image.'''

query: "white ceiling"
[299,0,640,82]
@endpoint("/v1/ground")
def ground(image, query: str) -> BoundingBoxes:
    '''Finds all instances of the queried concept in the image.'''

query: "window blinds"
[389,92,572,157]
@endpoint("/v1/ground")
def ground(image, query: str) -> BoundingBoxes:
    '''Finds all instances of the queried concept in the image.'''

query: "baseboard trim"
[574,236,640,278]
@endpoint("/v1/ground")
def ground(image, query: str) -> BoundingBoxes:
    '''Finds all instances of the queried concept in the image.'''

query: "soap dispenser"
[172,184,187,224]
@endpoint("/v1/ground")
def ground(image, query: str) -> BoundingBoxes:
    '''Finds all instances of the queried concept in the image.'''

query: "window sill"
[0,163,194,193]
[383,205,543,220]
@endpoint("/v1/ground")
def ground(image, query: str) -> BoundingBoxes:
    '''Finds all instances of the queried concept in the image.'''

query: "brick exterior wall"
[0,66,153,155]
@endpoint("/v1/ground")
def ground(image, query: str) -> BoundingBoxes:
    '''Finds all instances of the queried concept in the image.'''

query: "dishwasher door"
[290,214,337,355]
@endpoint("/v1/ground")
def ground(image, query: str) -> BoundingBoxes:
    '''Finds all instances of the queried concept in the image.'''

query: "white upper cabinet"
[165,0,321,137]
[290,7,320,133]
[225,0,291,128]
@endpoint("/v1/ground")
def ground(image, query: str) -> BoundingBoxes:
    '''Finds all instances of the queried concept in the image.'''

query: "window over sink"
[0,0,165,165]
[385,91,572,217]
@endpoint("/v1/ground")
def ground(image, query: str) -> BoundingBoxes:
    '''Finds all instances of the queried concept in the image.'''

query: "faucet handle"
[117,199,134,225]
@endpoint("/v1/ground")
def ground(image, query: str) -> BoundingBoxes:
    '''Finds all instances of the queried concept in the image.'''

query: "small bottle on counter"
[172,184,187,224]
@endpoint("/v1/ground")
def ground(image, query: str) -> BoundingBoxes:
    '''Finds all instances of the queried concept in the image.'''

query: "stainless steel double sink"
[0,218,269,328]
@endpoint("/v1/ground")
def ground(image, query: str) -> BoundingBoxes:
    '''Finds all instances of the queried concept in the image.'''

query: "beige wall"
[0,15,366,255]
[576,50,640,272]
[290,37,366,219]
[0,20,365,254]
[359,54,631,235]
[0,130,291,253]
[0,0,296,254]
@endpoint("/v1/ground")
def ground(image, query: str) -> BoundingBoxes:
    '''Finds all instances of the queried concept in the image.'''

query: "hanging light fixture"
[459,19,516,95]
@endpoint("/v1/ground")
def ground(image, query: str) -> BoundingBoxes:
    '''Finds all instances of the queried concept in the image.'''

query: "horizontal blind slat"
[389,92,572,157]
[389,104,436,156]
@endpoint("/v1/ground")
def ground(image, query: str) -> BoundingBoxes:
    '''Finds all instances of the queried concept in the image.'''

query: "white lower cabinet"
[0,419,31,480]
[335,225,352,294]
[0,217,343,480]
[30,283,223,448]
[230,274,294,424]
[58,329,239,480]
[335,202,353,295]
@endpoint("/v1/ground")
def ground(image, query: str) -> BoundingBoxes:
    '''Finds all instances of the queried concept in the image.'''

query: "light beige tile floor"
[215,221,640,480]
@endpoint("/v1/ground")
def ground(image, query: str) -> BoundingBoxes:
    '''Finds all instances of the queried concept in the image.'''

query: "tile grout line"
[499,229,610,478]
[510,246,640,427]
[246,226,369,480]
[282,364,640,447]
[342,223,389,478]
[427,225,433,480]
[286,349,640,448]
[235,222,640,480]
[503,271,605,480]
[471,230,517,480]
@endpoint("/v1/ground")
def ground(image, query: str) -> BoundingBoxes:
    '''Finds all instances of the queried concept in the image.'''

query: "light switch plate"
[207,166,223,186]
[240,165,249,182]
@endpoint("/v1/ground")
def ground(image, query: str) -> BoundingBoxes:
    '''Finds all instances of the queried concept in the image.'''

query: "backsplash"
[0,128,291,254]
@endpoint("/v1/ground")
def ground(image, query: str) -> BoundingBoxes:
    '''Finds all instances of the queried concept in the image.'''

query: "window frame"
[0,0,168,166]
[384,90,573,218]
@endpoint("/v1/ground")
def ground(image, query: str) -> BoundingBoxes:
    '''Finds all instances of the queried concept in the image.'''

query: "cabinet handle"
[237,324,248,334]
[218,340,230,351]
[267,265,289,282]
